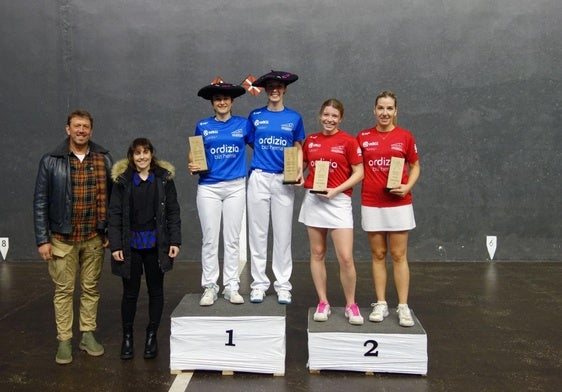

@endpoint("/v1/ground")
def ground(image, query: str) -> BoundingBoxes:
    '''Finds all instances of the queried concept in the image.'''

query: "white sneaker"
[313,301,331,322]
[277,290,292,304]
[397,304,415,327]
[199,285,218,306]
[224,289,244,304]
[250,288,266,303]
[369,301,389,322]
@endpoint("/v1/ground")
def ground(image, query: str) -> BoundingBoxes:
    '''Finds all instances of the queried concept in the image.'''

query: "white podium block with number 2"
[308,307,427,375]
[170,294,286,375]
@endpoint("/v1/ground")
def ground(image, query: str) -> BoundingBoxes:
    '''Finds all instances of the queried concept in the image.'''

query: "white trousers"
[247,170,294,292]
[196,178,246,291]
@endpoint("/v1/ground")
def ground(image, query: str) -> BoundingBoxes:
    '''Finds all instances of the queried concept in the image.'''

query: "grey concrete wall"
[1,0,560,261]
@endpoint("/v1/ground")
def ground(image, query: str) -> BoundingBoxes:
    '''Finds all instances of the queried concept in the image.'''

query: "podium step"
[308,307,427,375]
[170,294,286,375]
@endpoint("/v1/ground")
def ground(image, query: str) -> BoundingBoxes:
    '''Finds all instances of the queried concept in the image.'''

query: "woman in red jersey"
[299,98,365,325]
[357,91,420,327]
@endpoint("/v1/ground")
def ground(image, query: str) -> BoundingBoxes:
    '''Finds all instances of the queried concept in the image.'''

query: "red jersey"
[357,126,419,207]
[302,130,363,197]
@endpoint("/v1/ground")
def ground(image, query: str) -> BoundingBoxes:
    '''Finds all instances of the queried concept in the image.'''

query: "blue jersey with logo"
[194,115,251,184]
[248,106,305,173]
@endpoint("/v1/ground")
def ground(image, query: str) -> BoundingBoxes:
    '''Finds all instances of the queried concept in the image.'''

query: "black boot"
[143,323,158,359]
[120,325,134,360]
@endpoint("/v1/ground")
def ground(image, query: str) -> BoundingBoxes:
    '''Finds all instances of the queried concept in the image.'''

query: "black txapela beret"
[197,83,246,100]
[252,70,299,88]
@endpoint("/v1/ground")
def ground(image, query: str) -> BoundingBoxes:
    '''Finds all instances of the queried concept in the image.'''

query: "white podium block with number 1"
[308,307,427,375]
[170,294,286,375]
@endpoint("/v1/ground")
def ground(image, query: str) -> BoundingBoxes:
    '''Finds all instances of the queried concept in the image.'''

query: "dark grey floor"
[1,260,561,392]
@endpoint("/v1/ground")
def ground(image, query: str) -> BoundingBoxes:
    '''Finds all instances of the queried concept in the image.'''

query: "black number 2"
[225,329,236,346]
[364,340,379,356]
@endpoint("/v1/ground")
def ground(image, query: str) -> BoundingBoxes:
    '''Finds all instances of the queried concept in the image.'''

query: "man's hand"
[38,243,52,261]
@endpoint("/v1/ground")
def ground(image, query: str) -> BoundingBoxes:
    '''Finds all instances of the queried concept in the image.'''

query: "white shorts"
[361,204,416,232]
[298,191,353,229]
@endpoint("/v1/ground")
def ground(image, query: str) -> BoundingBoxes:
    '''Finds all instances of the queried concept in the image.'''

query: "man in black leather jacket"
[33,110,113,364]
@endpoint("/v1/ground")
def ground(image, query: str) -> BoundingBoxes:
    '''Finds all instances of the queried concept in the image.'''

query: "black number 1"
[225,329,236,346]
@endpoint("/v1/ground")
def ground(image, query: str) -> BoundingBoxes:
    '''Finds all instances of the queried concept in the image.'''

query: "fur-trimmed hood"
[111,158,176,182]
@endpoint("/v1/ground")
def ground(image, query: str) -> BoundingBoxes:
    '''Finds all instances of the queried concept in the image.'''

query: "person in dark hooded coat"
[108,138,181,359]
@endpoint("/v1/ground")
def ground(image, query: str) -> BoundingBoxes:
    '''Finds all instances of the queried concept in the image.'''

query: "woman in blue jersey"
[189,82,251,306]
[247,70,306,305]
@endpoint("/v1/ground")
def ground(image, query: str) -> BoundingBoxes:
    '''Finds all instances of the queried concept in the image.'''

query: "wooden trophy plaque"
[310,160,329,194]
[385,157,404,192]
[283,146,299,184]
[189,135,210,174]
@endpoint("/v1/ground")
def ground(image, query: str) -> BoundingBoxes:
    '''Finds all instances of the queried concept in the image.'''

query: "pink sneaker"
[344,303,364,325]
[313,301,331,321]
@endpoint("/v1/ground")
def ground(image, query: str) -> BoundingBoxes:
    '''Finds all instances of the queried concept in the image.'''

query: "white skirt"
[361,204,416,232]
[298,191,353,229]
